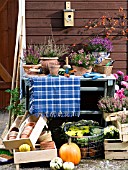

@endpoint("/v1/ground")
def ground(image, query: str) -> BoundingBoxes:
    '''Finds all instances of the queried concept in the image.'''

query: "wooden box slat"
[104,139,128,160]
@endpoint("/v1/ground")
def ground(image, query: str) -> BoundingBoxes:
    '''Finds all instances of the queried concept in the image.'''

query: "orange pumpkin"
[59,138,81,165]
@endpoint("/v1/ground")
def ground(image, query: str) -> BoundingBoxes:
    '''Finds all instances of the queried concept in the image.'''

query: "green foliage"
[5,88,25,116]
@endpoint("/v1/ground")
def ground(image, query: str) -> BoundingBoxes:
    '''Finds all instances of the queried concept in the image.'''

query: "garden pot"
[72,65,92,76]
[23,64,41,75]
[8,131,18,140]
[48,64,60,76]
[80,148,88,158]
[92,52,108,58]
[38,131,52,142]
[20,122,35,138]
[40,141,55,150]
[40,57,59,74]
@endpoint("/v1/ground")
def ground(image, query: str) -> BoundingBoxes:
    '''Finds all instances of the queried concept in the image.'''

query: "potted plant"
[97,96,128,121]
[22,44,41,74]
[39,37,69,73]
[104,125,119,139]
[69,48,96,76]
[23,44,41,65]
[87,36,113,60]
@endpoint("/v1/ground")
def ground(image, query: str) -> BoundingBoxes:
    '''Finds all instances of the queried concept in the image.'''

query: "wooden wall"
[26,0,128,74]
[0,0,18,109]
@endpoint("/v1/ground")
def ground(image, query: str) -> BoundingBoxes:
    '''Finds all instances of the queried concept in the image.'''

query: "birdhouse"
[63,2,75,27]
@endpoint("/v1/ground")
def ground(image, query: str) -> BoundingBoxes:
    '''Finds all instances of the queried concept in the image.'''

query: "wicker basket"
[97,58,111,66]
[93,65,113,76]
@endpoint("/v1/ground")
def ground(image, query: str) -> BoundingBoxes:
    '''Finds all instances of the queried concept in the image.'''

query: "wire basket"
[93,65,113,76]
[63,121,104,159]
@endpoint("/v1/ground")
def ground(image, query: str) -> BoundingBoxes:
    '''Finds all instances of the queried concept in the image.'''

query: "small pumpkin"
[63,162,74,170]
[50,157,63,170]
[59,138,81,165]
[19,144,31,152]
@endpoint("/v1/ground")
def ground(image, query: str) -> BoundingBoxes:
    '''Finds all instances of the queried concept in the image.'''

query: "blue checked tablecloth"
[29,76,80,117]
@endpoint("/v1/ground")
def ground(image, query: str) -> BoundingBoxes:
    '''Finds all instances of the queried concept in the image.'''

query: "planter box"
[13,143,57,170]
[104,139,128,160]
[116,121,128,142]
[3,115,47,150]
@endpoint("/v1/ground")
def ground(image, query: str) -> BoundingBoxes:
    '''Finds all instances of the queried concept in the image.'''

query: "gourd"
[63,162,74,170]
[19,144,31,152]
[59,138,81,165]
[50,157,63,170]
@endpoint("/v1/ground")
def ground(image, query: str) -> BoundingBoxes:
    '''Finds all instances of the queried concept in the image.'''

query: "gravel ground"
[1,159,128,170]
[0,112,128,170]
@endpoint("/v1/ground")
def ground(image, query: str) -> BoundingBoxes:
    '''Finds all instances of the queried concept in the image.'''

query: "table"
[22,74,116,119]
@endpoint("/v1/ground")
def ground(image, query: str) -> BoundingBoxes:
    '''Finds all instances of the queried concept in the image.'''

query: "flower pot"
[23,64,41,75]
[40,141,55,150]
[38,131,52,142]
[72,65,92,76]
[80,148,88,158]
[40,57,59,74]
[92,52,108,58]
[48,64,60,76]
[20,122,35,138]
[8,131,18,140]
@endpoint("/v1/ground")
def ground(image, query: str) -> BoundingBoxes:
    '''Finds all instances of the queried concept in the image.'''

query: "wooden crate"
[3,115,47,150]
[104,139,128,160]
[103,112,118,122]
[116,121,128,142]
[13,143,57,170]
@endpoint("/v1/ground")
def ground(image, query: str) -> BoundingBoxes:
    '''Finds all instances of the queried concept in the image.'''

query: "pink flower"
[115,89,125,100]
[78,49,84,54]
[121,81,128,87]
[124,75,128,82]
[117,70,124,76]
[113,73,118,79]
[78,60,82,64]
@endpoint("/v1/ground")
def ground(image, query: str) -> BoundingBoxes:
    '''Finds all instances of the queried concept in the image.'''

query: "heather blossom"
[23,44,40,64]
[98,96,123,113]
[88,37,113,52]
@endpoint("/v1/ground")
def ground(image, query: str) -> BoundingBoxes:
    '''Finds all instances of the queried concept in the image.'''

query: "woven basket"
[93,65,113,76]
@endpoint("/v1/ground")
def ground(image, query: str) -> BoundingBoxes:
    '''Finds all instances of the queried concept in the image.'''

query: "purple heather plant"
[88,37,113,52]
[98,96,123,113]
[23,44,40,64]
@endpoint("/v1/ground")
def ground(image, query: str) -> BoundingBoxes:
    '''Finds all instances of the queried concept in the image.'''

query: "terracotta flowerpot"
[89,148,96,157]
[40,57,59,74]
[20,122,35,138]
[72,65,92,76]
[8,131,18,140]
[48,64,60,76]
[38,131,52,142]
[80,148,88,158]
[40,141,55,150]
[23,64,41,75]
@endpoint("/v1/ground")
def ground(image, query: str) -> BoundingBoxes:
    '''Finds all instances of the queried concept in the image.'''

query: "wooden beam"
[0,63,12,82]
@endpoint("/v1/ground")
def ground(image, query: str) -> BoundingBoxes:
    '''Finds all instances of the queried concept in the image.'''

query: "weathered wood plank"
[26,10,127,19]
[26,2,127,10]
[26,18,128,28]
[26,35,127,45]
